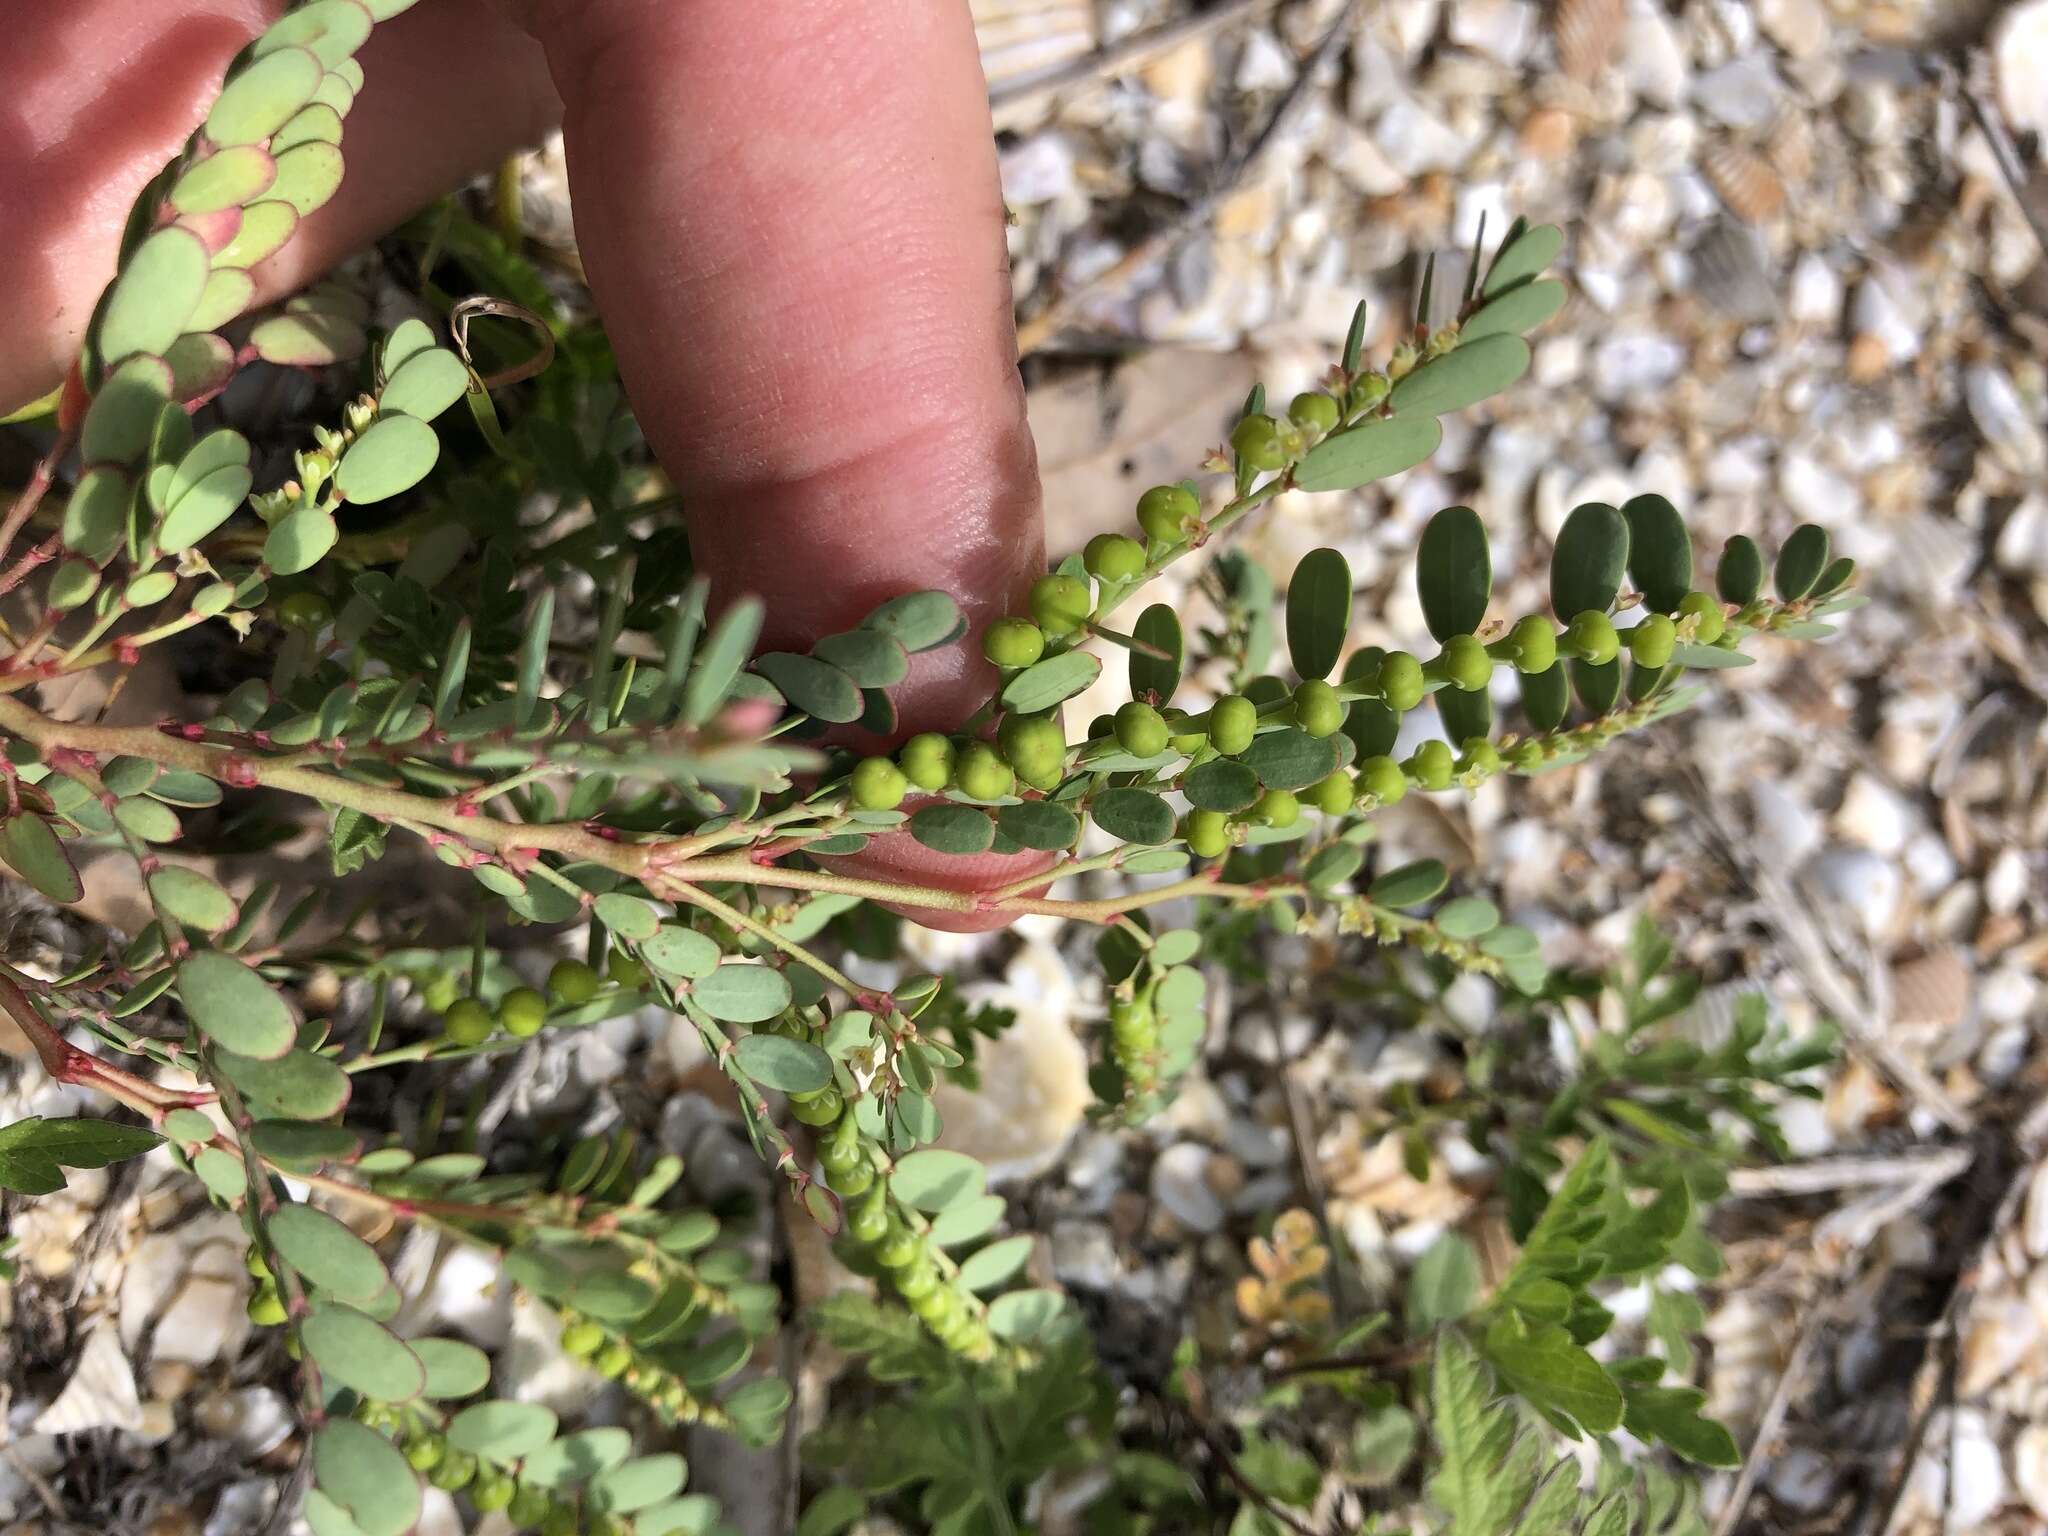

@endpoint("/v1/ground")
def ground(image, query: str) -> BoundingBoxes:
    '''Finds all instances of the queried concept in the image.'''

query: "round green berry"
[560,1319,605,1359]
[1407,740,1454,791]
[430,1451,477,1492]
[899,732,955,792]
[1441,634,1492,692]
[850,755,909,811]
[247,1285,287,1326]
[420,972,460,1015]
[547,959,599,1006]
[1357,755,1406,805]
[1183,808,1230,860]
[1564,611,1619,665]
[829,1158,874,1197]
[509,1485,552,1527]
[1230,413,1285,471]
[1508,739,1545,771]
[1115,701,1169,758]
[607,950,648,989]
[1292,679,1344,737]
[1137,484,1198,543]
[955,743,1015,801]
[1288,391,1340,434]
[1310,770,1355,815]
[403,1435,445,1474]
[910,1285,956,1323]
[1629,614,1677,669]
[1459,740,1502,776]
[498,986,547,1038]
[1084,533,1146,583]
[981,617,1046,670]
[876,1227,922,1269]
[848,1202,889,1246]
[895,1261,939,1300]
[1376,651,1425,712]
[1029,574,1092,637]
[789,1086,844,1126]
[1253,788,1300,828]
[277,591,331,632]
[442,998,492,1046]
[593,1341,633,1379]
[1678,590,1726,645]
[998,712,1065,784]
[1348,372,1390,412]
[1509,615,1557,674]
[471,1473,515,1514]
[1208,693,1258,756]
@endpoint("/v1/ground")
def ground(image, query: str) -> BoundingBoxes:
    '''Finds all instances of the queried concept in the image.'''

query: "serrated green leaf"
[1407,1233,1481,1330]
[1621,1384,1739,1467]
[0,1117,164,1197]
[986,1288,1070,1341]
[1481,1314,1622,1436]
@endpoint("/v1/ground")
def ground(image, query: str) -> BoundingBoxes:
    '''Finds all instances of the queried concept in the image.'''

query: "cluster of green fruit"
[796,1088,993,1360]
[420,954,648,1048]
[396,1429,608,1533]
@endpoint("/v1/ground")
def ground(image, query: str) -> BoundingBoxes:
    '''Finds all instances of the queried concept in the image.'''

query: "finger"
[518,0,1052,927]
[0,0,558,412]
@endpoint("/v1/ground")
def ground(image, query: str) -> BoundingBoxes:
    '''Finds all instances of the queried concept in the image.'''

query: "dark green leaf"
[1437,682,1492,746]
[754,653,863,724]
[1520,663,1569,732]
[732,1034,831,1092]
[1294,414,1443,492]
[1774,523,1830,600]
[1460,278,1566,342]
[249,1122,359,1165]
[1368,859,1447,907]
[1091,787,1175,846]
[810,630,908,689]
[1550,502,1630,618]
[1622,1384,1740,1467]
[861,591,961,652]
[1241,728,1339,791]
[1417,506,1490,640]
[1483,222,1563,296]
[1407,1233,1481,1330]
[1000,651,1100,714]
[1182,758,1261,813]
[1386,335,1530,418]
[0,1117,163,1197]
[996,800,1079,852]
[1716,534,1763,605]
[910,804,994,855]
[178,949,294,1058]
[1622,494,1692,612]
[1481,1314,1623,1436]
[1570,657,1621,714]
[690,964,792,1024]
[1129,604,1184,704]
[1,815,83,904]
[1286,548,1352,680]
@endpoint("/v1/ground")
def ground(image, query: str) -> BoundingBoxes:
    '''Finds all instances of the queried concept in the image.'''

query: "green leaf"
[190,267,256,330]
[266,141,345,216]
[1305,842,1364,894]
[1717,534,1763,605]
[335,415,439,503]
[1435,896,1499,938]
[524,1427,633,1488]
[213,200,300,270]
[158,463,253,551]
[1622,494,1692,613]
[208,46,324,145]
[1774,522,1830,600]
[639,1497,723,1536]
[1550,502,1630,618]
[1407,1232,1481,1330]
[1183,758,1261,813]
[100,228,210,363]
[1460,278,1566,342]
[1812,555,1856,597]
[216,1047,350,1119]
[956,1234,1033,1292]
[1000,651,1100,714]
[1286,548,1352,680]
[910,804,994,856]
[591,1454,688,1515]
[1621,1384,1739,1467]
[446,1400,559,1459]
[301,1304,426,1402]
[1481,1314,1623,1436]
[264,505,339,574]
[1387,335,1530,418]
[1484,222,1563,296]
[1368,859,1448,908]
[1570,657,1621,714]
[0,1117,164,1197]
[148,867,237,932]
[378,348,470,420]
[1241,728,1340,791]
[1,815,83,904]
[311,1421,421,1536]
[592,892,657,940]
[1091,787,1175,846]
[170,145,279,215]
[797,1487,868,1536]
[810,629,908,689]
[249,1121,359,1166]
[81,354,173,463]
[1438,684,1492,747]
[641,924,722,980]
[269,1203,387,1302]
[996,800,1079,852]
[754,653,863,724]
[987,1288,1071,1342]
[61,466,131,562]
[1294,413,1443,492]
[891,1148,986,1212]
[1418,506,1491,641]
[682,598,764,727]
[691,964,793,1024]
[732,1033,832,1093]
[177,949,295,1058]
[1129,603,1184,704]
[254,0,375,67]
[1666,641,1750,669]
[1427,1337,1521,1536]
[861,591,962,652]
[929,1193,1006,1246]
[380,318,438,376]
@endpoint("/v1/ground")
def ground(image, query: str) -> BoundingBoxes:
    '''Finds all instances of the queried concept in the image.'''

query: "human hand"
[0,0,1054,929]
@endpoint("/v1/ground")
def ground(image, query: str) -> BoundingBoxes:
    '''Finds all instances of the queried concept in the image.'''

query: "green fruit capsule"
[955,743,1015,801]
[1407,739,1454,791]
[277,591,331,632]
[1115,701,1170,758]
[847,1202,889,1245]
[981,616,1046,670]
[471,1474,515,1514]
[895,1261,939,1300]
[420,972,460,1014]
[607,950,648,989]
[441,998,492,1046]
[1564,611,1619,665]
[1310,770,1355,816]
[547,959,599,1006]
[509,1485,551,1527]
[1508,615,1557,674]
[1230,412,1285,471]
[1458,740,1502,777]
[1292,679,1344,737]
[898,732,955,792]
[1677,590,1725,645]
[911,1286,956,1324]
[850,754,909,811]
[1253,788,1300,828]
[1110,1000,1155,1050]
[1376,651,1425,712]
[1629,613,1677,669]
[1183,808,1231,859]
[1137,483,1199,543]
[1084,533,1146,582]
[1207,693,1258,755]
[560,1319,605,1359]
[998,712,1065,782]
[1029,574,1092,637]
[1508,739,1545,771]
[1356,755,1406,805]
[1288,391,1340,434]
[1440,634,1492,692]
[593,1341,633,1379]
[247,1285,287,1326]
[403,1435,445,1474]
[498,986,547,1038]
[429,1452,476,1492]
[789,1086,843,1126]
[828,1159,874,1197]
[876,1227,922,1269]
